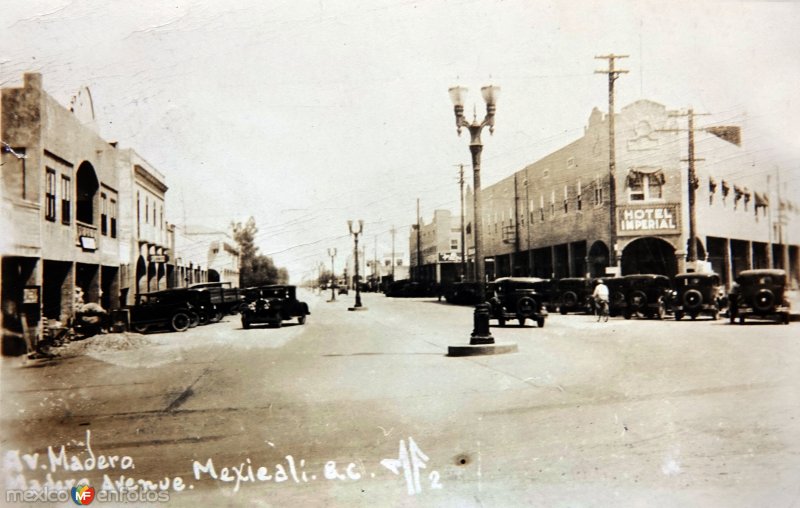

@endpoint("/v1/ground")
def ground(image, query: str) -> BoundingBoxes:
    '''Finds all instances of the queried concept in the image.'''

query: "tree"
[232,217,289,287]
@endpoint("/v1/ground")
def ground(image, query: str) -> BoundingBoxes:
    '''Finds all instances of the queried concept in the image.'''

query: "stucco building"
[1,73,122,352]
[464,100,800,287]
[409,209,465,283]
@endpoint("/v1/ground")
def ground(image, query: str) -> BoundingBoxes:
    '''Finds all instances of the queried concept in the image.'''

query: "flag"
[706,126,741,146]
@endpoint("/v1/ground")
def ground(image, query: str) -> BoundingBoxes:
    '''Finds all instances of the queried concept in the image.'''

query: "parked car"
[241,285,310,328]
[189,282,243,315]
[128,289,197,333]
[555,277,593,314]
[728,269,791,324]
[622,274,673,319]
[444,282,485,305]
[337,284,349,295]
[672,272,724,320]
[530,278,557,312]
[604,277,629,318]
[487,277,548,327]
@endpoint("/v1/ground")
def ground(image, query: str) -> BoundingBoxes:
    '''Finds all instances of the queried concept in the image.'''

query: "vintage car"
[487,277,548,327]
[555,277,593,314]
[672,272,724,320]
[604,277,629,318]
[728,269,791,324]
[241,285,310,328]
[189,282,244,315]
[444,282,485,305]
[622,274,673,319]
[128,289,197,333]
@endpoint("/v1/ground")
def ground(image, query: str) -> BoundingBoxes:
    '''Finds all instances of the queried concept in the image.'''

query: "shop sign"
[618,204,680,235]
[149,255,167,263]
[438,252,462,263]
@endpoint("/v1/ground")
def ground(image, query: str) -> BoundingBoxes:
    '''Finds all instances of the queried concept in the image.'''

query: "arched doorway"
[208,269,220,283]
[136,256,147,296]
[588,241,609,278]
[622,237,677,277]
[76,162,99,225]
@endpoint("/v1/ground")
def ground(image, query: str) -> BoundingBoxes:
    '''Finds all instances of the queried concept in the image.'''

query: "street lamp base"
[448,342,518,357]
[348,306,369,311]
[470,303,495,344]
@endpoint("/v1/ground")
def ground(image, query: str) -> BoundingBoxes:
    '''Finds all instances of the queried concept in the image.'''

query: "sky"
[2,0,799,283]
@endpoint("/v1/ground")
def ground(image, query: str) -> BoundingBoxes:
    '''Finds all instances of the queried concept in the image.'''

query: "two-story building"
[463,100,800,287]
[409,209,465,284]
[2,73,121,353]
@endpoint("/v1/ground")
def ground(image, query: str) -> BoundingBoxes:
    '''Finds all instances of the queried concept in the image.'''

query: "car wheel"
[210,311,223,323]
[754,289,775,313]
[683,289,703,310]
[623,310,632,320]
[656,304,665,320]
[562,291,578,308]
[629,290,647,310]
[298,315,306,325]
[133,323,149,333]
[559,307,567,315]
[198,313,209,326]
[536,317,545,328]
[188,313,200,328]
[171,312,191,332]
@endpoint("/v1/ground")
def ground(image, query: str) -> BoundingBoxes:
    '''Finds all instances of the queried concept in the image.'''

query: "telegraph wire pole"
[416,198,422,281]
[390,225,396,281]
[456,163,467,280]
[662,108,710,264]
[595,54,628,270]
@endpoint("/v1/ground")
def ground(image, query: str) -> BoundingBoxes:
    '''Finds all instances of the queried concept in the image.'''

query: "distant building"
[409,209,465,284]
[172,224,240,288]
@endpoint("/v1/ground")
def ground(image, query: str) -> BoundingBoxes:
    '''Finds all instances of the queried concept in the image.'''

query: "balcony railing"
[76,221,97,249]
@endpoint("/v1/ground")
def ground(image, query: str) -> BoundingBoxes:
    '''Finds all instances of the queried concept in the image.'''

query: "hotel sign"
[618,204,680,235]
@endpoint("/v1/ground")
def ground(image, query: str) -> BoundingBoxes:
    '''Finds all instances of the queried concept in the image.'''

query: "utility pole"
[595,54,628,270]
[524,176,532,276]
[513,173,521,275]
[663,108,709,265]
[457,164,467,281]
[390,225,396,281]
[327,248,337,302]
[416,198,422,281]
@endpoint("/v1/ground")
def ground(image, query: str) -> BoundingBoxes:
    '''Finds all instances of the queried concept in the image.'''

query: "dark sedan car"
[622,274,673,319]
[128,289,197,333]
[672,272,724,320]
[241,285,310,328]
[555,277,593,314]
[488,277,548,327]
[728,269,791,324]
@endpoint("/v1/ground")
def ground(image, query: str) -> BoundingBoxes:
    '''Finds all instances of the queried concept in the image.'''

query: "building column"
[566,243,574,277]
[723,237,733,289]
[550,245,556,278]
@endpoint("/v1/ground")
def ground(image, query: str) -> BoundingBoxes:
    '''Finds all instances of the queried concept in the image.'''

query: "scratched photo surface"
[1,1,799,506]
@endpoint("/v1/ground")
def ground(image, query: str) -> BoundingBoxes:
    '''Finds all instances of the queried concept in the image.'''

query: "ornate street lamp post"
[347,220,366,311]
[327,247,337,302]
[449,84,499,345]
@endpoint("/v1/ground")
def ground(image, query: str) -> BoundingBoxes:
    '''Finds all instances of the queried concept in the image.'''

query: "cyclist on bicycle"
[592,279,609,319]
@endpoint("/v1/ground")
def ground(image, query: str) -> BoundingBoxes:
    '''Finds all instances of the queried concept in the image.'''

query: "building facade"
[409,209,465,283]
[2,73,122,352]
[463,100,800,287]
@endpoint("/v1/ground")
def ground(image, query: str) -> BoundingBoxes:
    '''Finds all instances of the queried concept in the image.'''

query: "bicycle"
[594,297,609,322]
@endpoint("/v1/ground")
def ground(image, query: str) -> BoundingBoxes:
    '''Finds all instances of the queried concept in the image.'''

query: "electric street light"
[448,83,500,346]
[327,248,337,302]
[347,220,367,311]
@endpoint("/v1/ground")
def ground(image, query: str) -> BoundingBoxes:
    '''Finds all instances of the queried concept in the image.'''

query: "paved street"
[2,290,799,507]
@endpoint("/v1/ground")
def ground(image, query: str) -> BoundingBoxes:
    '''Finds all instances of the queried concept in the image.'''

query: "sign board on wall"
[149,255,167,263]
[438,252,462,263]
[618,204,680,236]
